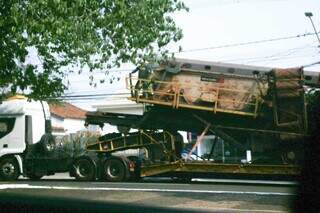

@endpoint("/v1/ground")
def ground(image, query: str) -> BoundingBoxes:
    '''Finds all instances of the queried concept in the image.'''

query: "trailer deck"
[139,162,300,177]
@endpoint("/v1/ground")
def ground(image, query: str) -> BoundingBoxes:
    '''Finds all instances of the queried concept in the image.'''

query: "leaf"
[0,0,188,100]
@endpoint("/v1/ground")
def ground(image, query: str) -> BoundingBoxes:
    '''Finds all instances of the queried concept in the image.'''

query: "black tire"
[281,150,300,165]
[103,158,127,182]
[0,157,20,181]
[73,158,96,181]
[27,174,43,180]
[40,134,55,153]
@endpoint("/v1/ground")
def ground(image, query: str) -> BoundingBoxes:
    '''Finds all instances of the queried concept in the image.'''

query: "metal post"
[221,140,225,163]
[186,124,210,161]
[305,12,320,46]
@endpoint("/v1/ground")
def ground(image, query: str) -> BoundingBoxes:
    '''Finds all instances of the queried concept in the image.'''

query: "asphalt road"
[0,173,298,213]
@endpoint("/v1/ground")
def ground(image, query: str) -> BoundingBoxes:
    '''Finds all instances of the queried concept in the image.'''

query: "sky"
[172,0,320,67]
[66,0,320,110]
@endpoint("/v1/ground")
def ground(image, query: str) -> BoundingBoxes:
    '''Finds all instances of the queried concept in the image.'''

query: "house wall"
[51,114,102,136]
[100,123,118,135]
[63,118,87,134]
[51,115,65,136]
[51,116,64,128]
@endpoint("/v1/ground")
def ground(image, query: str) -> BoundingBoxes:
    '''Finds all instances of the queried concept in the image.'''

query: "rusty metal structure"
[83,59,318,181]
[126,59,307,133]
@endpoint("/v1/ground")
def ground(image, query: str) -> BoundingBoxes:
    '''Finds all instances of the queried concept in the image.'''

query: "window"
[0,118,16,139]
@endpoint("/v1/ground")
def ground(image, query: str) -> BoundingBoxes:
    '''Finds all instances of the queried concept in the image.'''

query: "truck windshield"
[0,118,16,139]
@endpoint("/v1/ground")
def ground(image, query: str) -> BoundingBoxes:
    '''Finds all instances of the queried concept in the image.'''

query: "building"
[50,102,97,136]
[91,94,144,134]
[93,94,144,115]
[92,94,188,141]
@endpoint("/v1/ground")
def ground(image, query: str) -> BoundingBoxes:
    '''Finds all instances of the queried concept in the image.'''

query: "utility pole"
[305,12,320,46]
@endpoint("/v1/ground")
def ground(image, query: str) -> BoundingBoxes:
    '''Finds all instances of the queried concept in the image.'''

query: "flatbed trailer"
[81,121,301,181]
[139,162,299,178]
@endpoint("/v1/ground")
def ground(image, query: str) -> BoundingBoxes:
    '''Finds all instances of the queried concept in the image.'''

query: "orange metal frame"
[126,76,261,117]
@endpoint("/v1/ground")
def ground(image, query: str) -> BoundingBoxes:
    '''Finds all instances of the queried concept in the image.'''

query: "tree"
[0,0,187,100]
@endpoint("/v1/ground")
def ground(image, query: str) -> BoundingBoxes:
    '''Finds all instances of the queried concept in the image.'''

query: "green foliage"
[306,88,320,133]
[306,88,320,106]
[0,0,187,100]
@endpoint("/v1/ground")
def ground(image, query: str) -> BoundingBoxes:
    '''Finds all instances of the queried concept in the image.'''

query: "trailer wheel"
[103,158,127,182]
[0,157,20,181]
[73,158,96,181]
[282,151,298,165]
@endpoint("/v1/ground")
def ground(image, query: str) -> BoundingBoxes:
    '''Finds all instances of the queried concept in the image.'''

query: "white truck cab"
[0,95,51,180]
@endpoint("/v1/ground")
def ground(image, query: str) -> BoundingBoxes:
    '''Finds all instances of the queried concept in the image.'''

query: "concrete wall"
[51,116,64,128]
[63,118,86,134]
[51,115,101,136]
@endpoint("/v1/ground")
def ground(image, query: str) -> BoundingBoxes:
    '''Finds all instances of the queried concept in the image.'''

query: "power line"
[65,89,126,94]
[220,44,316,63]
[242,52,319,64]
[303,61,320,68]
[61,97,122,101]
[48,92,130,101]
[61,92,129,98]
[78,68,133,74]
[177,32,320,53]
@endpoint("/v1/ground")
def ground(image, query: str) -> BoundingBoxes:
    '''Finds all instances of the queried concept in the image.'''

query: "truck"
[0,59,319,182]
[0,95,180,181]
[0,95,75,180]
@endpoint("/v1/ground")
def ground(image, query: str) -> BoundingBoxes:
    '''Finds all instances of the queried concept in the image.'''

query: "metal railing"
[126,76,261,117]
[86,131,177,161]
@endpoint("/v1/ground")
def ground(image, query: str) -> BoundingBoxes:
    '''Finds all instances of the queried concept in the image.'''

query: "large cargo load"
[127,59,307,134]
[1,64,315,182]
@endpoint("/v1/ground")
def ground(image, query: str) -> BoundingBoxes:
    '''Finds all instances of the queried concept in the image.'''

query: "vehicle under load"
[85,59,319,180]
[0,59,317,182]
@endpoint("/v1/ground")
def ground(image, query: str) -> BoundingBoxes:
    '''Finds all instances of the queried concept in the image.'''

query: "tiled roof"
[49,102,87,119]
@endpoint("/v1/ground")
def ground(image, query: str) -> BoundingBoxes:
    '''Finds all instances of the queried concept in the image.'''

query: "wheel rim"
[2,162,15,176]
[46,143,54,152]
[107,163,120,178]
[282,151,296,164]
[46,144,51,150]
[76,160,92,178]
[104,159,125,180]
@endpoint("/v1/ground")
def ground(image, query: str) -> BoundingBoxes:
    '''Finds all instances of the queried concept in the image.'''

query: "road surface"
[0,173,297,213]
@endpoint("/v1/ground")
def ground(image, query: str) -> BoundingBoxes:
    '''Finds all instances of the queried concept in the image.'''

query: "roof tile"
[49,102,87,119]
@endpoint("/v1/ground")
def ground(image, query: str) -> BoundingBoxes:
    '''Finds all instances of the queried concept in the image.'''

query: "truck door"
[0,116,26,157]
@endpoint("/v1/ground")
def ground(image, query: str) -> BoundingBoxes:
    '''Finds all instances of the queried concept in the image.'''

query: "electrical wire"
[303,61,320,68]
[220,44,316,63]
[48,92,130,101]
[60,92,129,98]
[77,68,133,74]
[61,33,320,99]
[176,32,320,53]
[244,52,319,64]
